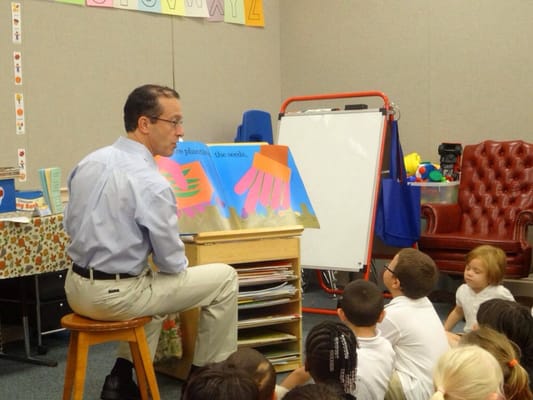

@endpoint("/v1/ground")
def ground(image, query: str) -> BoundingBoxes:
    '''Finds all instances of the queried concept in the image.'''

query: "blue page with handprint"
[156,141,319,234]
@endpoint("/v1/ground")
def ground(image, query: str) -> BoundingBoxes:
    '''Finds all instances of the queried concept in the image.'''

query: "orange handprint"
[234,146,291,217]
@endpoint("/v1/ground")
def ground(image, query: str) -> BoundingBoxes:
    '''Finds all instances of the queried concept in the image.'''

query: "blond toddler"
[444,245,514,344]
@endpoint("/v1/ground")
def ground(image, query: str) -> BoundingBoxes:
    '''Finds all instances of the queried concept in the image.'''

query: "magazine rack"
[154,225,304,380]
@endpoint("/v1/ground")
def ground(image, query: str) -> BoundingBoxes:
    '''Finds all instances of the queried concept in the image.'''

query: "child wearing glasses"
[444,245,514,345]
[379,248,449,400]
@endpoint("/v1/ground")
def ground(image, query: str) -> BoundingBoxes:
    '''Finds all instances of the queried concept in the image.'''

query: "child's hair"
[394,248,438,299]
[284,382,354,400]
[181,361,259,400]
[304,320,358,395]
[226,347,276,400]
[339,279,384,326]
[466,245,507,285]
[460,326,533,400]
[477,299,533,383]
[430,345,504,400]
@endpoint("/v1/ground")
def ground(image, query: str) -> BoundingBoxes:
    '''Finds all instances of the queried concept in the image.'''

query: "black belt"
[72,263,137,280]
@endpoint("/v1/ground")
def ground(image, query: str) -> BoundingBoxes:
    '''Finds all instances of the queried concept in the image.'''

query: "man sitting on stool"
[64,84,238,400]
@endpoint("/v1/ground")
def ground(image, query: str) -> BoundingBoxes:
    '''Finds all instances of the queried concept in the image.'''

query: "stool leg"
[133,326,161,400]
[63,331,79,400]
[72,333,90,400]
[130,341,148,400]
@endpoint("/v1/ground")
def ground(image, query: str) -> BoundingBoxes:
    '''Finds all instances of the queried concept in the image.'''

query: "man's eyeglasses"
[150,116,183,128]
[383,264,396,275]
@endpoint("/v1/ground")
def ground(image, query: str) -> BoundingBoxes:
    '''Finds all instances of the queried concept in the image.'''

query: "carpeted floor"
[0,272,455,400]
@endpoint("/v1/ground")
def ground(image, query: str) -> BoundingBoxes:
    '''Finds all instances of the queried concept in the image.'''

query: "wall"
[279,0,533,160]
[0,1,281,189]
[279,0,533,273]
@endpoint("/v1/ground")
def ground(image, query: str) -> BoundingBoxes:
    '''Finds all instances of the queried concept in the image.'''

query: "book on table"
[38,167,63,215]
[156,141,319,234]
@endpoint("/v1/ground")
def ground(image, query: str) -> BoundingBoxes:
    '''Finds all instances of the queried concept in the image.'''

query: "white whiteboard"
[277,110,386,271]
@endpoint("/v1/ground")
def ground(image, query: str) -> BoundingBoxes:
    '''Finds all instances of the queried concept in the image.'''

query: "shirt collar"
[114,136,157,169]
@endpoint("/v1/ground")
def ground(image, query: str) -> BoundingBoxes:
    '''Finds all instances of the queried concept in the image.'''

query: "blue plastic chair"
[234,109,273,144]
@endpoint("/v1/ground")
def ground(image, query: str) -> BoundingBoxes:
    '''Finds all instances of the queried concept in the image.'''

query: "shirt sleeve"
[456,284,467,308]
[378,313,401,346]
[137,186,188,274]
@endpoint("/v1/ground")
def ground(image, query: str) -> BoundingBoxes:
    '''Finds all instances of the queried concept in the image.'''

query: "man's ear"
[137,115,151,134]
[377,309,386,323]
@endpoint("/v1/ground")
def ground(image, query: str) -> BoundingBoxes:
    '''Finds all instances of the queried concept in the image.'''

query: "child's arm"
[279,366,311,391]
[444,305,464,332]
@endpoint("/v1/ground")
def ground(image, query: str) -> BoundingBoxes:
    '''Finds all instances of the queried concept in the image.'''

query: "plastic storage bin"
[409,181,459,204]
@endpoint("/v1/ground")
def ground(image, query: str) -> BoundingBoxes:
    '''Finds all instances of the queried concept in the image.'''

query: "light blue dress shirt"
[64,136,188,275]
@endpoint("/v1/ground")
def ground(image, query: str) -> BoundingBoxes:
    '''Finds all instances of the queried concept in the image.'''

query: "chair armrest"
[421,203,462,234]
[514,209,533,244]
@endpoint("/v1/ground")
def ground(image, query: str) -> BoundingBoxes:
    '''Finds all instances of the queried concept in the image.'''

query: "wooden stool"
[61,313,160,400]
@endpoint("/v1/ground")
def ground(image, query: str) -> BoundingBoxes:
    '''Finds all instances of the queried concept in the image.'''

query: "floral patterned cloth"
[0,214,71,279]
[154,313,183,362]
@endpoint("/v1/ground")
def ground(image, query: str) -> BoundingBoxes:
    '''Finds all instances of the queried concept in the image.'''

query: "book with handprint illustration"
[156,141,319,234]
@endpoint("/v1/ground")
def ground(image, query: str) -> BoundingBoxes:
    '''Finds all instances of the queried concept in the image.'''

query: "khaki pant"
[385,371,407,400]
[65,263,238,366]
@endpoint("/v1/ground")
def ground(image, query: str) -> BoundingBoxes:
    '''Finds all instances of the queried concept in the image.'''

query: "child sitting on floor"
[378,248,449,400]
[444,245,514,345]
[279,320,358,399]
[226,347,277,400]
[338,279,395,400]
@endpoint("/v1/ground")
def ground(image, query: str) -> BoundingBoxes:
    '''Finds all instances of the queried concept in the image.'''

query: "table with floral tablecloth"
[0,214,71,279]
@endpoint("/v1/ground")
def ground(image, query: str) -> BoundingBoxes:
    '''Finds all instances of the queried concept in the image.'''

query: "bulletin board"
[277,92,390,272]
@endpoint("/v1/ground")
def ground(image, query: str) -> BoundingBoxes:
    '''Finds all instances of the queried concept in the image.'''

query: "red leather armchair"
[418,140,533,278]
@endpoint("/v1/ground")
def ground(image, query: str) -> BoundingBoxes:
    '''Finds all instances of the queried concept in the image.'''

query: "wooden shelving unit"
[155,226,303,380]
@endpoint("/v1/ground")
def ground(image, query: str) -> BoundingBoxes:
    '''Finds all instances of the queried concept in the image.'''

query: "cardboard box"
[0,178,16,213]
[410,181,459,204]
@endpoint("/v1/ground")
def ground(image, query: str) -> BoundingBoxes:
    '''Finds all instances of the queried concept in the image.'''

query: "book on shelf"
[238,328,297,347]
[238,265,297,286]
[156,141,319,234]
[261,347,301,365]
[238,314,301,329]
[238,298,292,310]
[38,167,63,215]
[238,282,297,304]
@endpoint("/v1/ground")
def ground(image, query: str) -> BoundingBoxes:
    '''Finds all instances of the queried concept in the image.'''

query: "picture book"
[156,142,319,234]
[38,167,63,215]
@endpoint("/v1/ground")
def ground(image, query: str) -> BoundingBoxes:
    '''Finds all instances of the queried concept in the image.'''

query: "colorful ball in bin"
[415,162,438,181]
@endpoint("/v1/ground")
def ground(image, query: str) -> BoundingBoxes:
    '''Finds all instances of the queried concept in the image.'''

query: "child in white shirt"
[378,248,449,400]
[338,279,395,400]
[444,245,514,345]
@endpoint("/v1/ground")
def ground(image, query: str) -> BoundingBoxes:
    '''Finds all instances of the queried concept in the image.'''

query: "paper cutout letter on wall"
[224,0,245,24]
[244,0,264,27]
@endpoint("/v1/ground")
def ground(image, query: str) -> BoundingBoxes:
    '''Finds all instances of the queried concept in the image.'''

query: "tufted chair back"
[418,140,533,278]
